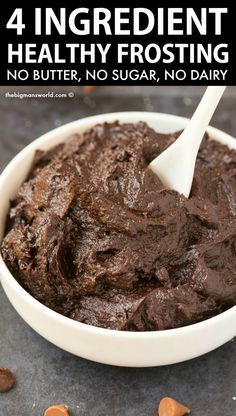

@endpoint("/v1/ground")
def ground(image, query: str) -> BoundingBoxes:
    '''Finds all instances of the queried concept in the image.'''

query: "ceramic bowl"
[0,111,235,367]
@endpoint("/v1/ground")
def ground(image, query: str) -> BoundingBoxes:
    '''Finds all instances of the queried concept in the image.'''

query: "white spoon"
[149,86,226,198]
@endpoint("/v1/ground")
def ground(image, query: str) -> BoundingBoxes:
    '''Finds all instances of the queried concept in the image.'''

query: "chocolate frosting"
[2,121,236,330]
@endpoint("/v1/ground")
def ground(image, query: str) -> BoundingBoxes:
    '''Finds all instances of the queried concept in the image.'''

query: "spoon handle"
[149,86,226,198]
[183,86,226,153]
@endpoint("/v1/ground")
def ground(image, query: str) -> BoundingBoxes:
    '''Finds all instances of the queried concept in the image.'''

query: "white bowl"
[0,112,236,367]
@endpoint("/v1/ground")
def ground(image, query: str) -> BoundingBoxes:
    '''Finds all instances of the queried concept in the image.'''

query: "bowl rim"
[0,110,236,340]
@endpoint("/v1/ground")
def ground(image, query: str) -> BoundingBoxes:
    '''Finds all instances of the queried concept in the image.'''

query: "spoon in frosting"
[149,86,226,197]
